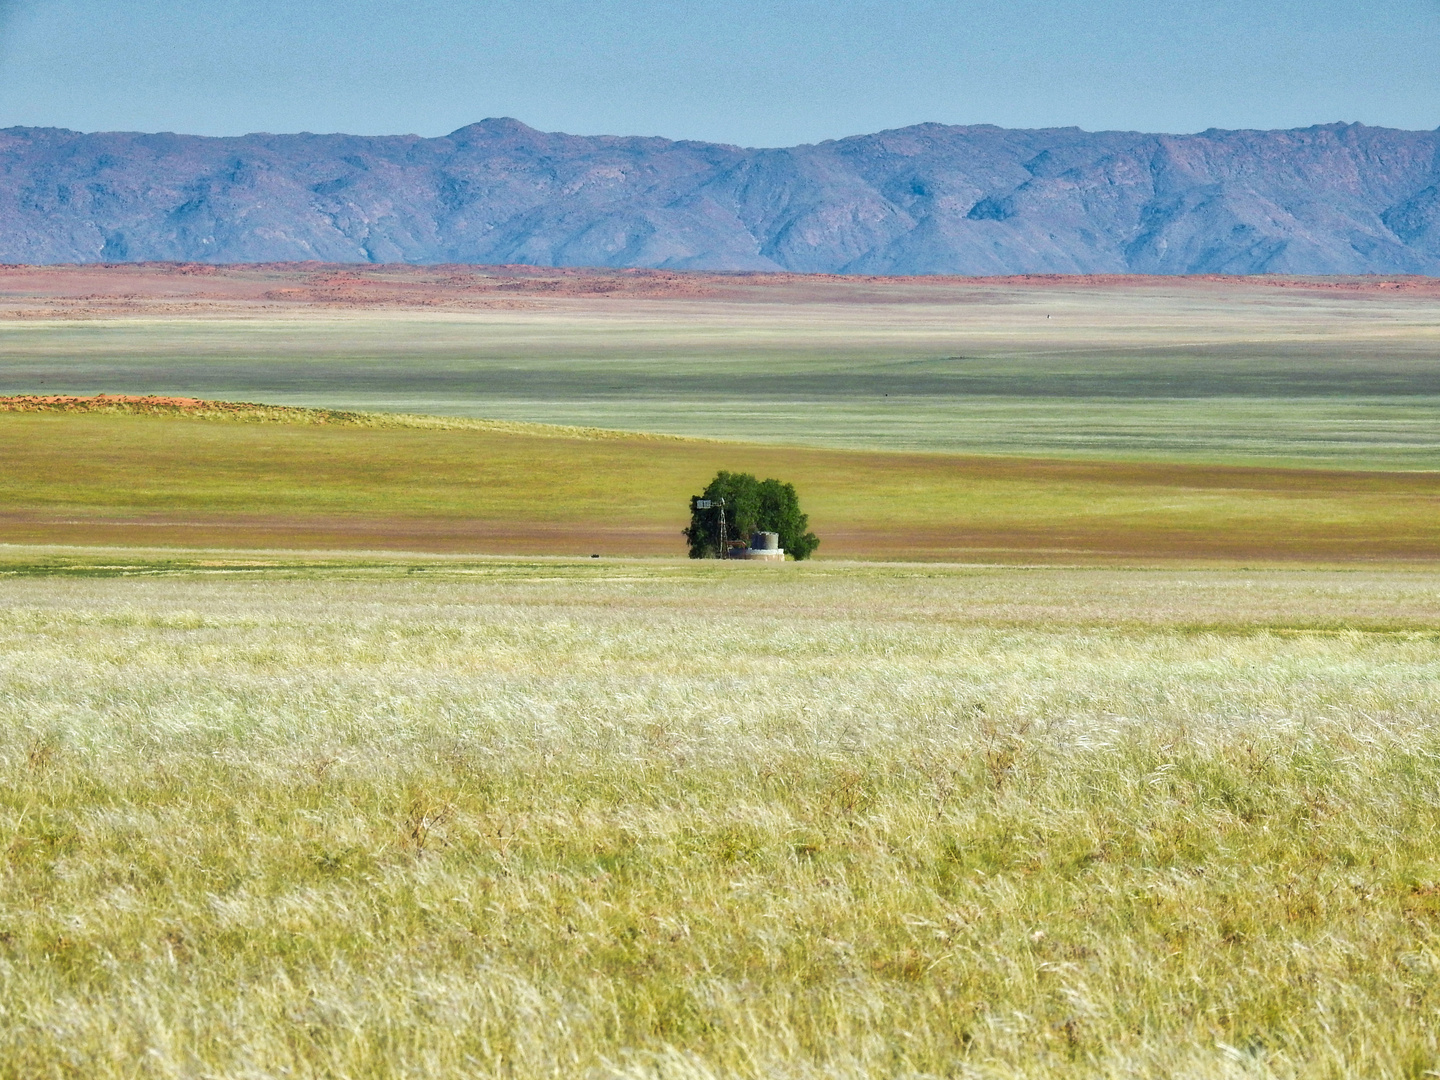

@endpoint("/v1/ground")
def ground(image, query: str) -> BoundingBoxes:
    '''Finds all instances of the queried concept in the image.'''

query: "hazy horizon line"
[5,115,1438,151]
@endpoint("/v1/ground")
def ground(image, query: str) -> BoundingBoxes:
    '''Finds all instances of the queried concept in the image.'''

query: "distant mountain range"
[1,119,1438,273]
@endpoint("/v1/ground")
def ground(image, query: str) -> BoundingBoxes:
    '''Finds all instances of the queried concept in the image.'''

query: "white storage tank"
[742,531,784,561]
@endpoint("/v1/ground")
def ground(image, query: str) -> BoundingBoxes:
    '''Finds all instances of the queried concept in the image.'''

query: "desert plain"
[2,264,1440,1078]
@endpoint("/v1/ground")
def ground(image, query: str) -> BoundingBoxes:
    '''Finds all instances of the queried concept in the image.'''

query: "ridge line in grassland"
[0,395,715,444]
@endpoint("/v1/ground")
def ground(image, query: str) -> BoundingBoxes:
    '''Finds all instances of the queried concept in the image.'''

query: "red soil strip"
[2,508,1437,565]
[0,263,1435,317]
[0,394,211,410]
[0,396,352,421]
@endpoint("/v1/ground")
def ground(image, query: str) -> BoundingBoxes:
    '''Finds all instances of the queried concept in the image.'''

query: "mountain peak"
[448,117,540,139]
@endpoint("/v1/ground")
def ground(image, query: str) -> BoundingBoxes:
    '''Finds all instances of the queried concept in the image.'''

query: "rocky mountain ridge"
[1,118,1438,273]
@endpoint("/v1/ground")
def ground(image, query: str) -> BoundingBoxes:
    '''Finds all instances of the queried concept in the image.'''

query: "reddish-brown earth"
[1,263,1437,318]
[0,394,211,410]
[0,395,369,420]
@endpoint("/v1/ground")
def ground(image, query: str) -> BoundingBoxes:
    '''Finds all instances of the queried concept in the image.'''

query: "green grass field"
[4,279,1439,467]
[2,555,1439,1078]
[3,408,1440,561]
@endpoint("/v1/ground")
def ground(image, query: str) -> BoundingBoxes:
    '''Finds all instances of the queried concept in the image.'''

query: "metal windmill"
[692,496,728,557]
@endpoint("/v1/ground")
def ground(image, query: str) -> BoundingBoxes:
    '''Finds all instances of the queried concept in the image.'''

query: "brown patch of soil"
[1,262,1436,318]
[2,510,1436,566]
[0,510,669,558]
[0,394,211,410]
[0,395,394,425]
[821,523,1440,564]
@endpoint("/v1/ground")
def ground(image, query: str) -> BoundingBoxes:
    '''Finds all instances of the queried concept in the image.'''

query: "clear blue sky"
[1,0,1436,145]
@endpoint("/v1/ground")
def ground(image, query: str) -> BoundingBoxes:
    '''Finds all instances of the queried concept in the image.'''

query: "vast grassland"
[3,408,1440,561]
[3,279,1439,467]
[5,273,1439,559]
[1,555,1439,1078]
[3,272,1438,1075]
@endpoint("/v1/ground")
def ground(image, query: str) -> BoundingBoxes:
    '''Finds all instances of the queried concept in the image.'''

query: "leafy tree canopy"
[684,471,820,560]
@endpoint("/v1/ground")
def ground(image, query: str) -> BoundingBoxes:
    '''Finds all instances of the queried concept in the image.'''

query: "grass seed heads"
[0,562,1438,1076]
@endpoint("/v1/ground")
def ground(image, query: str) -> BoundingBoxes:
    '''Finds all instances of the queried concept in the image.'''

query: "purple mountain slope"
[1,118,1438,273]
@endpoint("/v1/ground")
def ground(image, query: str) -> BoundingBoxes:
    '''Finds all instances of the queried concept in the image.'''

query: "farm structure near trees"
[685,471,820,560]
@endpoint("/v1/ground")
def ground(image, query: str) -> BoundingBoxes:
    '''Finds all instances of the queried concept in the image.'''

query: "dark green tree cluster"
[684,471,820,560]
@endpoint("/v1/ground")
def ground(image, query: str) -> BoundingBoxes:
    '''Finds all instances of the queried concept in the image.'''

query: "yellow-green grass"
[2,557,1440,1077]
[3,408,1440,563]
[4,276,1440,467]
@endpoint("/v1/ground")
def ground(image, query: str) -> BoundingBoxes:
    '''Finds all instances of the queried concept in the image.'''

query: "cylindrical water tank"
[751,531,780,550]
